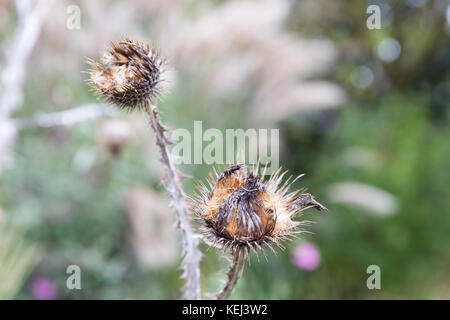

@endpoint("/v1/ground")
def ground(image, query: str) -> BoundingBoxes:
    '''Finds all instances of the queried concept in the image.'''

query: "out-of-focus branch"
[0,0,53,172]
[13,104,119,130]
[0,0,53,119]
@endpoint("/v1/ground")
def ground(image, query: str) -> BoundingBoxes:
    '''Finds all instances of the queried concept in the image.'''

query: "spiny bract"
[192,164,327,258]
[86,38,164,110]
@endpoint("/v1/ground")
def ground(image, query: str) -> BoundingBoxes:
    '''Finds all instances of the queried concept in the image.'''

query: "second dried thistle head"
[192,164,326,257]
[86,38,164,110]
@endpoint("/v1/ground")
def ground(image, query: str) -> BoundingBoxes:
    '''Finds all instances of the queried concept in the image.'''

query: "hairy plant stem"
[144,99,202,300]
[216,248,247,300]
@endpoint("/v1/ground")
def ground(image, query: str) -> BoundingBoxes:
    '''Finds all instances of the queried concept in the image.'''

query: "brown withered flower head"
[86,38,164,110]
[192,164,327,257]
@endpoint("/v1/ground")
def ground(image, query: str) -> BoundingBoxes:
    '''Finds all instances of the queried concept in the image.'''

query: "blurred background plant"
[0,221,40,299]
[0,0,449,299]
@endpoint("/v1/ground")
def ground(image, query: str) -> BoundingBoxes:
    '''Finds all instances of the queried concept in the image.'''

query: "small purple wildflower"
[292,242,321,271]
[29,275,58,300]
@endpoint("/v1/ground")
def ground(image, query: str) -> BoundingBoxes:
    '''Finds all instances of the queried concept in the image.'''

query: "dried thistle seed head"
[192,164,327,256]
[86,38,164,110]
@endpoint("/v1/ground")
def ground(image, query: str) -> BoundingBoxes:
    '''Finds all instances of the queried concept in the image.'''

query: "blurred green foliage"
[1,0,449,299]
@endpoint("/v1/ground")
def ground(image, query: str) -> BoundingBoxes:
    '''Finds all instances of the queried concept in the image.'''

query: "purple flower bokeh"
[292,242,321,271]
[29,275,58,300]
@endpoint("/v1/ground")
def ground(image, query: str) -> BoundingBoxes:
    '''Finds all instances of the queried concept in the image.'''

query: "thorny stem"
[216,248,247,300]
[144,99,202,300]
